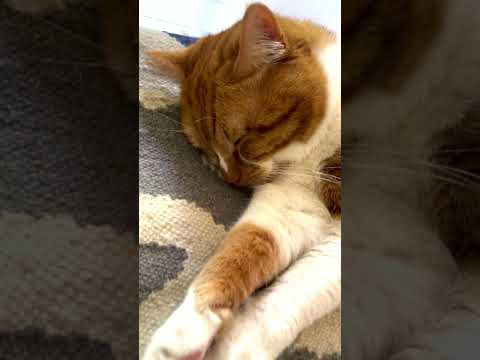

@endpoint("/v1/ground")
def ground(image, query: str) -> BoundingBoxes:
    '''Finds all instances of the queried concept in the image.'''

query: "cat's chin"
[202,158,273,187]
[228,173,277,188]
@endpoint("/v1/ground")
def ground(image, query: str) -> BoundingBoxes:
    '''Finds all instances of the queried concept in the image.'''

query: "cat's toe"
[144,331,208,360]
[143,345,204,360]
[143,291,225,360]
[204,317,271,360]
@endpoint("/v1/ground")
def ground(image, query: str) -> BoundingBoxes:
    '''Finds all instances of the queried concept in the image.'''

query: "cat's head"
[151,3,339,186]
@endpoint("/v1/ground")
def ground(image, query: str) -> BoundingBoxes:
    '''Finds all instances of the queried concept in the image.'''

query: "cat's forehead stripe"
[217,152,229,173]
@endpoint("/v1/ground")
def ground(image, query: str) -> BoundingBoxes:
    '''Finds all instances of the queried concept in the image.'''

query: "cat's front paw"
[143,291,230,360]
[205,342,271,360]
[204,314,273,360]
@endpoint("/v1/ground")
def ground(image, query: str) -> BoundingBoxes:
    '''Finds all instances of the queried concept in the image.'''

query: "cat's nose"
[222,169,240,185]
[215,151,241,184]
[220,161,241,185]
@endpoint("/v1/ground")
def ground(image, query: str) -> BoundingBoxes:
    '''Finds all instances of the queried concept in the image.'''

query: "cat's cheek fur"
[270,41,341,167]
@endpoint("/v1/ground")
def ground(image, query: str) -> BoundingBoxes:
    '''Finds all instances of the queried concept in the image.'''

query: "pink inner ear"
[263,26,280,41]
[244,3,283,43]
[251,7,282,42]
[236,3,286,78]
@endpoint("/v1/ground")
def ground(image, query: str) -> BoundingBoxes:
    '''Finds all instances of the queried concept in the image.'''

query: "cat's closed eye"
[221,127,231,142]
[234,135,244,147]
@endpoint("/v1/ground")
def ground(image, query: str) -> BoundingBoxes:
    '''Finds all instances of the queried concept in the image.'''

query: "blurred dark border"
[0,1,138,358]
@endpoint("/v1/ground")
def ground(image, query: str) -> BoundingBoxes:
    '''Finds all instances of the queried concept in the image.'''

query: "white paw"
[143,292,227,360]
[204,313,273,360]
[7,0,64,14]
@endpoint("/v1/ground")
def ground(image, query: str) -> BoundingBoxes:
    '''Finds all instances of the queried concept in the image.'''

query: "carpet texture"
[139,28,341,360]
[1,3,137,359]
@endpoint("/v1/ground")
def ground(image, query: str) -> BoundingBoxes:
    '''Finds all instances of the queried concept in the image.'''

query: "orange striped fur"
[194,223,280,313]
[150,5,335,186]
[144,4,340,359]
[149,2,339,315]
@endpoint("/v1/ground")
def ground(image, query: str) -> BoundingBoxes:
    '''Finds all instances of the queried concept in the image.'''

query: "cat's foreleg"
[205,224,340,360]
[143,183,332,360]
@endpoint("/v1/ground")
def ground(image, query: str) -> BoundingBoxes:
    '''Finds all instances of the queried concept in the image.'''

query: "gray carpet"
[0,2,137,359]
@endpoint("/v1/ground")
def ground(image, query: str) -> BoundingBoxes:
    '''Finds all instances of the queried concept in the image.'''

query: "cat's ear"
[235,3,288,78]
[148,49,188,82]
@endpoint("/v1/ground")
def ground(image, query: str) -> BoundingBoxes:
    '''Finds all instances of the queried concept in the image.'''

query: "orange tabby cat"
[146,3,340,360]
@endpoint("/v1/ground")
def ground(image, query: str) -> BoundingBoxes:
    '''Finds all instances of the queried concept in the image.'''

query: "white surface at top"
[140,0,340,37]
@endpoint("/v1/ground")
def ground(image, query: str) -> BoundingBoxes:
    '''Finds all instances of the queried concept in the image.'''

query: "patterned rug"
[139,28,341,360]
[0,2,137,359]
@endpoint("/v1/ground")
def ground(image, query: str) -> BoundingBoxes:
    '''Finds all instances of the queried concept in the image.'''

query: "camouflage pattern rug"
[0,2,137,359]
[139,28,341,360]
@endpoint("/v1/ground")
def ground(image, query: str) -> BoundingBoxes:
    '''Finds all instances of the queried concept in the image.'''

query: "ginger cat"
[145,3,341,360]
